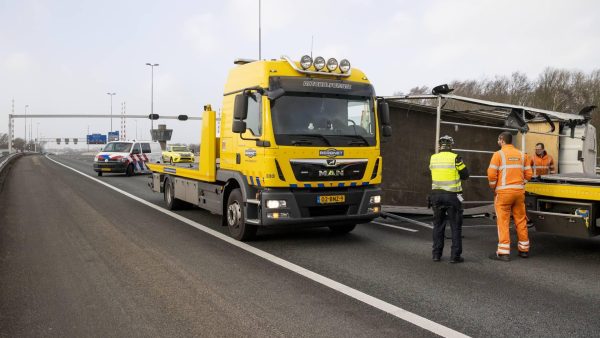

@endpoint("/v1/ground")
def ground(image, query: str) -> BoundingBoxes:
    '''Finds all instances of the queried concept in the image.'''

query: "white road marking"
[46,156,470,338]
[371,221,419,233]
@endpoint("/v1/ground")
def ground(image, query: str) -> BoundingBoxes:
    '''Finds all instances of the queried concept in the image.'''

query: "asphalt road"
[1,154,600,337]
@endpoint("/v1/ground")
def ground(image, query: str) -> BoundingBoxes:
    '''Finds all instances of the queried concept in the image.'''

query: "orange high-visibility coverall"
[531,152,555,176]
[488,145,533,255]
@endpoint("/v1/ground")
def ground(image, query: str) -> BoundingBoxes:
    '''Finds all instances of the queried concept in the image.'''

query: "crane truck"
[148,55,392,240]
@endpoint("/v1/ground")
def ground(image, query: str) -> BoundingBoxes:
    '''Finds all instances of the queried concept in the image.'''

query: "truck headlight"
[339,59,351,73]
[370,195,381,204]
[300,55,312,70]
[313,56,326,71]
[266,200,287,209]
[326,58,338,71]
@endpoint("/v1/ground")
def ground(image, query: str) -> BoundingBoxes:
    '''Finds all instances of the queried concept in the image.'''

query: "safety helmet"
[439,135,454,146]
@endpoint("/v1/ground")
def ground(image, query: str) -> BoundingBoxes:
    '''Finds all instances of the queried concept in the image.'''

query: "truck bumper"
[93,161,128,173]
[257,186,381,227]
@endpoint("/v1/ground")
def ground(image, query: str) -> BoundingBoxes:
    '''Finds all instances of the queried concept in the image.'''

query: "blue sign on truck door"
[87,134,107,144]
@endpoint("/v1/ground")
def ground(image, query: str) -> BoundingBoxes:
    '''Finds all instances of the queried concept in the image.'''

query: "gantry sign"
[7,114,200,153]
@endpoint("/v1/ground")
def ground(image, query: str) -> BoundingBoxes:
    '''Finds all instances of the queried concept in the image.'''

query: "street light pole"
[146,63,159,138]
[107,92,116,132]
[24,105,28,144]
[35,122,39,152]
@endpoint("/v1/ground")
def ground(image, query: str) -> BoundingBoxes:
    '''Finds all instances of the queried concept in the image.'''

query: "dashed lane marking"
[46,156,470,338]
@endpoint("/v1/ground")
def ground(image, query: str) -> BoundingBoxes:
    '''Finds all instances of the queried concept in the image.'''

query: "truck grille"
[290,159,367,182]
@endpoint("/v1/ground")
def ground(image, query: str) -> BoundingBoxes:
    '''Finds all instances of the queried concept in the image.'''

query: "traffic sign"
[108,131,119,142]
[87,134,107,144]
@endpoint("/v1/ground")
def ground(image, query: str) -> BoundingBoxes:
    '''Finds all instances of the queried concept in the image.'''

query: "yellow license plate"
[318,195,345,204]
[101,168,112,172]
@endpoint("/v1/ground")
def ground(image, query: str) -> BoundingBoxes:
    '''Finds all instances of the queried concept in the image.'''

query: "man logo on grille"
[319,169,344,177]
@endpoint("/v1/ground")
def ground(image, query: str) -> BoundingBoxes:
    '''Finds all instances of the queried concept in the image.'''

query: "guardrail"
[0,153,24,191]
[0,153,21,170]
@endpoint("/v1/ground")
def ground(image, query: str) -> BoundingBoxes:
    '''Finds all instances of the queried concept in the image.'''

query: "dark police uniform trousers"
[431,192,463,259]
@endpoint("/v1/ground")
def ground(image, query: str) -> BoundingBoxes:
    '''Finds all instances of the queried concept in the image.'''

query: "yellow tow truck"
[148,55,392,240]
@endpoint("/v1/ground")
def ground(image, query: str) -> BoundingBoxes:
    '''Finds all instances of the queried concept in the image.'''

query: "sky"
[1,0,599,148]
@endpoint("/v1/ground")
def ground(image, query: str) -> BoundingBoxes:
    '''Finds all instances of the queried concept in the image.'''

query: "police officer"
[429,135,469,263]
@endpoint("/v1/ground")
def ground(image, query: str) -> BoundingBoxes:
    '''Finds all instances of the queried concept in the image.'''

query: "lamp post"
[107,92,116,131]
[146,63,159,138]
[24,105,28,144]
[35,122,39,152]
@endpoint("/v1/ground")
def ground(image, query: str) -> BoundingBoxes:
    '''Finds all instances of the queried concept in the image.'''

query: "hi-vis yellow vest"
[429,151,464,193]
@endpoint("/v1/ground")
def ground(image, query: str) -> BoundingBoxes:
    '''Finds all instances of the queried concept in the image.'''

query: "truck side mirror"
[382,125,392,137]
[232,120,247,133]
[378,100,390,126]
[233,93,248,120]
[378,100,392,137]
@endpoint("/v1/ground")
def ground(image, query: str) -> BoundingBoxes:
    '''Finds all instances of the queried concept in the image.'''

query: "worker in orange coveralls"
[487,131,533,261]
[530,142,556,176]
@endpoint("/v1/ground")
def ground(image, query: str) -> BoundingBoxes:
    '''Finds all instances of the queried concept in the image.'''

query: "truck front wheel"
[226,188,257,241]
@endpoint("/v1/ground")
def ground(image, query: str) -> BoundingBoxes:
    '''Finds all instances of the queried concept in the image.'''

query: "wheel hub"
[227,202,241,227]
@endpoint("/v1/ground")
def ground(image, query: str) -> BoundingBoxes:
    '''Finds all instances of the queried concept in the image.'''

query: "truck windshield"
[172,146,188,152]
[102,142,132,152]
[270,93,376,147]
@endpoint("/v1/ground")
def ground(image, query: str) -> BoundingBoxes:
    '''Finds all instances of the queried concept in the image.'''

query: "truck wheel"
[226,188,257,241]
[164,178,185,210]
[329,224,356,234]
[125,164,134,176]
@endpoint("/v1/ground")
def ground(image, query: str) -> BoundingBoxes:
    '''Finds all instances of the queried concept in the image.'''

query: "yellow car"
[162,145,195,164]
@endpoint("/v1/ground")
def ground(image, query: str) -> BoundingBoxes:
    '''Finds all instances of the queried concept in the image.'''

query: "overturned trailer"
[379,91,599,237]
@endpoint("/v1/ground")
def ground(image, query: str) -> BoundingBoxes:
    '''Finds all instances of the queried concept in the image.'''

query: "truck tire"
[226,188,257,241]
[329,224,356,234]
[164,177,185,210]
[125,164,134,176]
